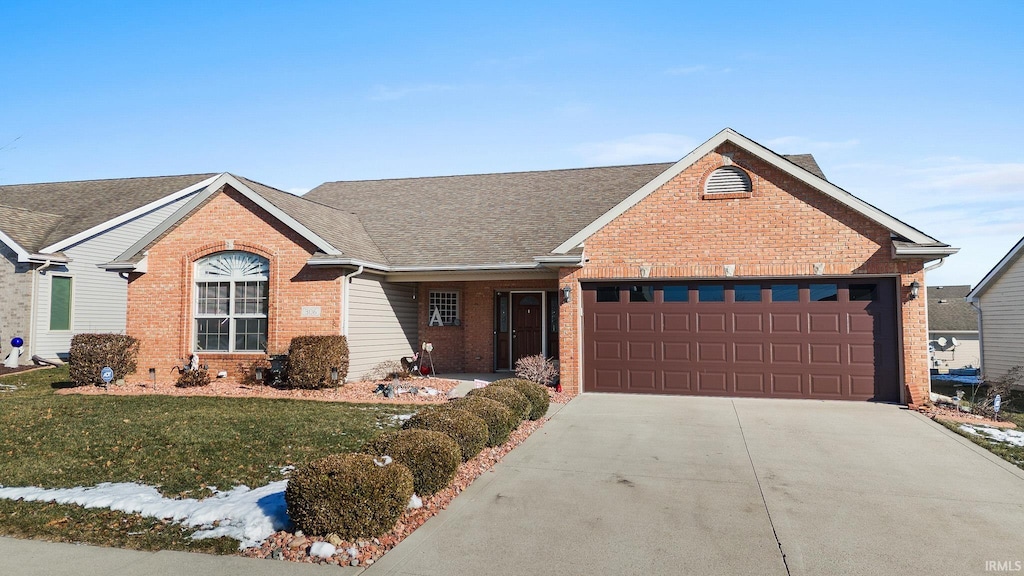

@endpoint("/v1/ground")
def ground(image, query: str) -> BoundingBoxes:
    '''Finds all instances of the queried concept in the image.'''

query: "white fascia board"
[40,175,219,253]
[0,230,31,262]
[967,235,1024,301]
[553,127,942,254]
[892,245,960,258]
[305,257,390,271]
[305,258,547,273]
[219,173,341,256]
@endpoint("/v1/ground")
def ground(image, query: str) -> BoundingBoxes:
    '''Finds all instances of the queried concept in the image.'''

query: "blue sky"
[1,1,1021,286]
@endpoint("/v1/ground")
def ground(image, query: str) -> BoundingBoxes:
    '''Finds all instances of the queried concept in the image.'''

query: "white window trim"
[428,290,460,326]
[194,252,269,353]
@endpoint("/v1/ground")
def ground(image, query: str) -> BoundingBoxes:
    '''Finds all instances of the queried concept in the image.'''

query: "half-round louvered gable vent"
[704,166,752,194]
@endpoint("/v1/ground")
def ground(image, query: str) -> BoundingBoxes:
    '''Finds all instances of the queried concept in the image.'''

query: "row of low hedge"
[67,334,349,389]
[285,378,552,539]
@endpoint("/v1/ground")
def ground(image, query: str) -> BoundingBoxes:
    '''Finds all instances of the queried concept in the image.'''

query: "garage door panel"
[808,313,841,334]
[594,341,622,361]
[733,313,764,333]
[662,341,691,361]
[697,342,728,362]
[809,343,841,364]
[583,279,899,401]
[594,313,621,332]
[735,373,765,393]
[663,371,692,391]
[628,371,657,391]
[734,342,764,363]
[697,313,727,332]
[628,313,655,332]
[771,342,802,363]
[698,372,728,392]
[771,374,804,395]
[662,313,690,332]
[628,341,656,361]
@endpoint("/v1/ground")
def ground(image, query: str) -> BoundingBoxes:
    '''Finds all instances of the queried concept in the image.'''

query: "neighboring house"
[967,236,1024,382]
[0,174,219,364]
[107,128,955,406]
[926,285,979,370]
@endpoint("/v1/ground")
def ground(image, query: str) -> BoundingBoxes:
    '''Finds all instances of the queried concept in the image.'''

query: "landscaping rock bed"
[241,418,547,566]
[55,377,463,405]
[917,404,1018,429]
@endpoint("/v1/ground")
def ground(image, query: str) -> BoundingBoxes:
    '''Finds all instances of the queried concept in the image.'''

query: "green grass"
[0,366,419,552]
[931,378,1024,470]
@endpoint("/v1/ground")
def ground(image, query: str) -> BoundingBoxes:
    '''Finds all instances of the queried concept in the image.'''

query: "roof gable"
[552,128,950,255]
[967,236,1024,301]
[927,285,978,331]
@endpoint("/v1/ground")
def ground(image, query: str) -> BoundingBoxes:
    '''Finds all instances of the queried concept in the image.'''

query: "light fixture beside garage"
[909,280,921,299]
[561,286,572,304]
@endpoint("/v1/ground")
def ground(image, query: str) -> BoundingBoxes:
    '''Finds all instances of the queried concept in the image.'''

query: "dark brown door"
[512,293,542,363]
[582,279,900,401]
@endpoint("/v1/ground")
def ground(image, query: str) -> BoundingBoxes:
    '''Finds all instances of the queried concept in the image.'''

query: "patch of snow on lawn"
[0,480,290,549]
[959,424,1024,447]
[390,413,415,423]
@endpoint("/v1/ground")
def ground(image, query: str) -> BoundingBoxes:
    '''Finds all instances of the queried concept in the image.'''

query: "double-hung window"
[195,252,269,352]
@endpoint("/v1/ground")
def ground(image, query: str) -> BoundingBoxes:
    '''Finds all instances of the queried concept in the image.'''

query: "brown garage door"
[583,279,899,401]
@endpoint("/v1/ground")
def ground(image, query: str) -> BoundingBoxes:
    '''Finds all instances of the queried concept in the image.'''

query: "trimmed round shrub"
[286,335,349,389]
[448,396,517,447]
[363,429,460,496]
[175,367,211,388]
[467,385,530,422]
[68,334,140,387]
[285,453,413,539]
[490,378,550,420]
[403,407,488,461]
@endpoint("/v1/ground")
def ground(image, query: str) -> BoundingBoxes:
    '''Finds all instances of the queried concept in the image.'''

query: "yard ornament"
[4,337,24,368]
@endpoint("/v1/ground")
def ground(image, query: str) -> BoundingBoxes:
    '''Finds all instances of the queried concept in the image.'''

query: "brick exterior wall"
[557,144,931,405]
[125,185,346,383]
[416,279,558,374]
[0,244,33,364]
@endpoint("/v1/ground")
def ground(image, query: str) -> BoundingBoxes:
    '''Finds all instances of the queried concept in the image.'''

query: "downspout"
[341,265,364,337]
[26,260,56,364]
[923,257,946,273]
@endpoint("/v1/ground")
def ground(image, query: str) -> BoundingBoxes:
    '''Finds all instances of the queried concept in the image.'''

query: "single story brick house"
[0,174,220,364]
[102,129,955,406]
[967,236,1024,383]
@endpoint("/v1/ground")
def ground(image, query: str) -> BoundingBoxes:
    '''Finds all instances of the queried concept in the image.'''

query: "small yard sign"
[994,394,1001,413]
[100,366,114,384]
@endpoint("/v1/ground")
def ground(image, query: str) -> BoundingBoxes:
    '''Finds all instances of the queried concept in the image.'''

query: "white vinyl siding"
[347,275,418,380]
[928,332,980,371]
[978,256,1024,382]
[32,193,198,359]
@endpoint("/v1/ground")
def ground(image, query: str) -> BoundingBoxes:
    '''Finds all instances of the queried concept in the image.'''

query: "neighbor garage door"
[583,279,899,401]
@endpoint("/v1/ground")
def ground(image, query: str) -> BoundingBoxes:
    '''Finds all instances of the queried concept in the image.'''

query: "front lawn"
[931,378,1024,470]
[0,366,417,553]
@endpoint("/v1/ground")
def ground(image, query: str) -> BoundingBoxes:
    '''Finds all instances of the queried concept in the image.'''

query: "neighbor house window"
[194,252,269,352]
[49,276,73,331]
[429,291,459,326]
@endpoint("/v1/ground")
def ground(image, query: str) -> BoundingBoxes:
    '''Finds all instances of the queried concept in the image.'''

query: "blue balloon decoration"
[11,337,23,348]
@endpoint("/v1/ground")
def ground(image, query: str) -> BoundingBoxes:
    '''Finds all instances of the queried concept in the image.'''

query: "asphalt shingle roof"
[0,174,217,252]
[304,163,674,267]
[927,285,978,332]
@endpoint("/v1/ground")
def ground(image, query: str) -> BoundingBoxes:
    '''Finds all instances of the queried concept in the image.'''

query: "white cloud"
[573,133,697,164]
[368,84,455,102]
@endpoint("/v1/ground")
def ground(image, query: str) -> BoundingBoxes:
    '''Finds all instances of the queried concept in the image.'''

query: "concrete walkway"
[366,395,1024,576]
[3,394,1024,575]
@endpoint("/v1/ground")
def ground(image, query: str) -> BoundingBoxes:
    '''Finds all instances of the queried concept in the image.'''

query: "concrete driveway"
[367,394,1024,576]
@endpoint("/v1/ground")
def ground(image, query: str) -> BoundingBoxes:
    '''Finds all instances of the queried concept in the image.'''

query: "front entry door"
[512,293,542,363]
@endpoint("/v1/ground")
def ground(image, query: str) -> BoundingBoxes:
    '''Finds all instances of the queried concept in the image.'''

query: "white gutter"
[306,257,559,273]
[923,258,946,273]
[340,265,364,337]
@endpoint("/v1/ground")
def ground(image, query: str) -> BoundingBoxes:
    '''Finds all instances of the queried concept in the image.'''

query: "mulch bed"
[55,377,463,405]
[916,404,1018,429]
[241,418,548,567]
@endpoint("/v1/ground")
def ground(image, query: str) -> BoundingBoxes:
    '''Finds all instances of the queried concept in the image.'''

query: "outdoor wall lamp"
[561,286,571,304]
[909,280,921,300]
[331,367,339,383]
